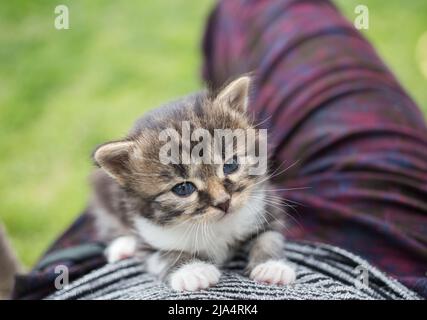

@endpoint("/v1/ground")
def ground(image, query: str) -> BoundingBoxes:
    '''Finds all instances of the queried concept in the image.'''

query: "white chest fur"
[134,191,265,264]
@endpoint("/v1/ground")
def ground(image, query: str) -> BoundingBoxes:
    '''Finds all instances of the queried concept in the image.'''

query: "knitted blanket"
[46,241,420,300]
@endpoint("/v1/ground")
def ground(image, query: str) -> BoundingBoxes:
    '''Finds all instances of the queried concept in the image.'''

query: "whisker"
[270,159,301,178]
[264,187,312,192]
[250,194,304,231]
[248,160,301,190]
[252,114,272,128]
[252,195,301,221]
[251,190,306,207]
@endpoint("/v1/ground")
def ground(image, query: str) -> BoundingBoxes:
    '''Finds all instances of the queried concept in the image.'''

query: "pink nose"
[215,199,230,213]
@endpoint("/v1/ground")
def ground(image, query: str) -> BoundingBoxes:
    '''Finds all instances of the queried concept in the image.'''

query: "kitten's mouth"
[208,197,234,219]
[216,204,239,220]
[199,205,234,221]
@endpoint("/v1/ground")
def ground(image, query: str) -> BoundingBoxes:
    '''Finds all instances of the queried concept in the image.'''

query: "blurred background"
[1,0,426,268]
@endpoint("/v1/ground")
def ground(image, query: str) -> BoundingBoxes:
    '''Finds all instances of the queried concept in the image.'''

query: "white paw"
[169,262,221,291]
[250,260,296,285]
[105,236,137,263]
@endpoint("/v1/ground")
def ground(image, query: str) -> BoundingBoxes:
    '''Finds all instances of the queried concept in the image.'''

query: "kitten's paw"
[250,260,296,285]
[169,262,221,291]
[105,236,137,263]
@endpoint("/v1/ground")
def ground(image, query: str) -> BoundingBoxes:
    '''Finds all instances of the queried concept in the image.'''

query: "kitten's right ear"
[214,75,251,113]
[93,140,134,184]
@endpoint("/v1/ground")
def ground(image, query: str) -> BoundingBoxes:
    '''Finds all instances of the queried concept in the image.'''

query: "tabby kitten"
[90,76,296,291]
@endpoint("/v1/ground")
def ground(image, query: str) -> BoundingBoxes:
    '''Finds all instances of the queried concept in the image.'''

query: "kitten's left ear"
[214,76,251,113]
[93,140,135,184]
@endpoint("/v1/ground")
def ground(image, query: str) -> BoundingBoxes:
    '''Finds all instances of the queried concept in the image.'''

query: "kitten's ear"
[93,140,134,184]
[214,76,251,112]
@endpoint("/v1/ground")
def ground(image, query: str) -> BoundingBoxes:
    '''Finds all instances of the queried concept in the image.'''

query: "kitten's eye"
[223,157,239,175]
[172,182,196,197]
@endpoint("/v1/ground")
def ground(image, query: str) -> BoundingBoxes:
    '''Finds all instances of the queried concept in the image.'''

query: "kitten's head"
[93,76,267,226]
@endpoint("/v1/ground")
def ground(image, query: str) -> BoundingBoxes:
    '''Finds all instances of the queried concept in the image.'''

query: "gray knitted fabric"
[46,241,420,300]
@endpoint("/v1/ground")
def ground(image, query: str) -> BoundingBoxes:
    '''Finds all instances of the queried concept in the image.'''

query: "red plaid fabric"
[202,0,427,297]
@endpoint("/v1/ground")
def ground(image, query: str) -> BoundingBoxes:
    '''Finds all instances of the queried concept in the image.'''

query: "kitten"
[90,76,296,291]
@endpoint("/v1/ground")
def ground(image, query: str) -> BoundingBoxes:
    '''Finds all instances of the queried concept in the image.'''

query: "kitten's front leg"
[247,231,296,285]
[106,239,221,291]
[146,251,221,292]
[105,235,138,263]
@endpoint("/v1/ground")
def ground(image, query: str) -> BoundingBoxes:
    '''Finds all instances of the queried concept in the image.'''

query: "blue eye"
[223,157,239,175]
[172,182,196,197]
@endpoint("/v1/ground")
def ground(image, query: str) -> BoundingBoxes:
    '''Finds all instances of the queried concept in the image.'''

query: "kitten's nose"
[215,199,230,213]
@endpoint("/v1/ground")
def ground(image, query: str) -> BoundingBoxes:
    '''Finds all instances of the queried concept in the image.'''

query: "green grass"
[1,1,426,268]
[335,0,427,113]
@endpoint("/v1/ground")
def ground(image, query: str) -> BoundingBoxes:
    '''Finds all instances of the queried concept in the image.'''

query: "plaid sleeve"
[202,0,427,298]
